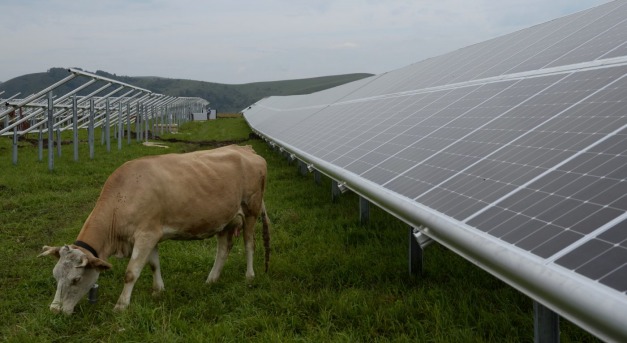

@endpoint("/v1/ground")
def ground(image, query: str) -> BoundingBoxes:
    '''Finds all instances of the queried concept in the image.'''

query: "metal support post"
[89,99,95,159]
[166,105,171,133]
[409,226,423,276]
[332,180,341,203]
[105,98,110,152]
[160,107,165,135]
[359,196,370,225]
[127,103,131,145]
[56,128,62,156]
[145,105,149,141]
[12,127,18,165]
[152,105,157,136]
[136,103,142,142]
[72,95,78,161]
[298,160,308,176]
[314,170,322,185]
[118,102,122,150]
[47,91,54,171]
[155,105,158,134]
[38,127,43,161]
[534,301,560,343]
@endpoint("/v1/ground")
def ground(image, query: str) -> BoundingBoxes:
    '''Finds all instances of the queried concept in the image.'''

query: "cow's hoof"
[206,275,219,284]
[152,284,165,295]
[113,304,128,312]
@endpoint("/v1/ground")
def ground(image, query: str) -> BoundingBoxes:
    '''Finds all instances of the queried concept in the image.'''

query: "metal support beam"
[534,301,560,343]
[0,73,76,120]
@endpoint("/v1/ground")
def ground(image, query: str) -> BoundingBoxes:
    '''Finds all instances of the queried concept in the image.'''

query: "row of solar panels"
[243,1,627,341]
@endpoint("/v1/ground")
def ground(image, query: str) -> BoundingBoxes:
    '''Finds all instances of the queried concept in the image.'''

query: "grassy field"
[0,119,600,342]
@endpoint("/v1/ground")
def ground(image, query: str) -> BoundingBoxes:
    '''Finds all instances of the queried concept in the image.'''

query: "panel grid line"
[378,75,568,189]
[547,212,627,264]
[544,17,627,69]
[462,71,627,223]
[501,2,626,75]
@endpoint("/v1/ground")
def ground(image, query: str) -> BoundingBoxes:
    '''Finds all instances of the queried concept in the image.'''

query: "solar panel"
[243,1,627,341]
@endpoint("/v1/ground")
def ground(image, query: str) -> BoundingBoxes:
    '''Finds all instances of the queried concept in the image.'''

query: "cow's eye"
[71,277,81,285]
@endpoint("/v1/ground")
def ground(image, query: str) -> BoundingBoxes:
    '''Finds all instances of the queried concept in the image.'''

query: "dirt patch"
[156,132,261,148]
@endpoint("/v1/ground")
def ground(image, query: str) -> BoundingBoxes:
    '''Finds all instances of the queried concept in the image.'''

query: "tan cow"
[39,145,271,314]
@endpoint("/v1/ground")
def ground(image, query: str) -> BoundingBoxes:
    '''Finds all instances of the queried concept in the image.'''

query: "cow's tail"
[261,200,271,273]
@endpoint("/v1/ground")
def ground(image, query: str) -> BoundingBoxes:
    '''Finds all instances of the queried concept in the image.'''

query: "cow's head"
[39,245,112,314]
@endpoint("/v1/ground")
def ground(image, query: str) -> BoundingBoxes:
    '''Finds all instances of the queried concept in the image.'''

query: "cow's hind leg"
[243,215,257,281]
[114,231,160,312]
[148,246,165,295]
[206,229,235,284]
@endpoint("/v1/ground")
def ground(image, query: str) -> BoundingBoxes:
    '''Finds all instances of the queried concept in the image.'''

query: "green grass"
[0,119,601,342]
[159,118,252,142]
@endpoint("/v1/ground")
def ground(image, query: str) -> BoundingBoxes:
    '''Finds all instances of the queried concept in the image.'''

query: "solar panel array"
[244,1,627,341]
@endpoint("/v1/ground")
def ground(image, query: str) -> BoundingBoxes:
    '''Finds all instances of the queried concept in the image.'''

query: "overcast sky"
[0,0,612,84]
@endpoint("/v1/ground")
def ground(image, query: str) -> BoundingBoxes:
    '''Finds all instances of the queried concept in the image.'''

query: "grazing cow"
[39,145,271,314]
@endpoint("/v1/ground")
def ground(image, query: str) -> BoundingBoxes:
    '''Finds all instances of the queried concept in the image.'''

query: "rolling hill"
[0,68,373,113]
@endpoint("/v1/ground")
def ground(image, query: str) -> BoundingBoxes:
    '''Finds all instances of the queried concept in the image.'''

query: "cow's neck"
[74,240,99,258]
[75,206,118,260]
[75,227,109,259]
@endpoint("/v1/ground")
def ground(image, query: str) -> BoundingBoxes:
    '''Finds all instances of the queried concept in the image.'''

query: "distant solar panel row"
[244,1,627,340]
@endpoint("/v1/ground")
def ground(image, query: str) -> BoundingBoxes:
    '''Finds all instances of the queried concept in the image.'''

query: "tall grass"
[0,119,600,342]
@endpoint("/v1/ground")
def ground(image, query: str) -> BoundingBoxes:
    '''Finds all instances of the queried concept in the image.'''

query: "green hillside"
[0,68,373,112]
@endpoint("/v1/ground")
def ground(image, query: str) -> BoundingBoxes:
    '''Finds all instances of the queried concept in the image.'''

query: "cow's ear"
[87,255,112,272]
[38,246,61,259]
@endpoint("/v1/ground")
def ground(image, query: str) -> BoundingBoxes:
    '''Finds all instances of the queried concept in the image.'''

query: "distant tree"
[47,68,68,79]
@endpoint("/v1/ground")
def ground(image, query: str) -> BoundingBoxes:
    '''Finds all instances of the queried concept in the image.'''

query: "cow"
[39,144,271,314]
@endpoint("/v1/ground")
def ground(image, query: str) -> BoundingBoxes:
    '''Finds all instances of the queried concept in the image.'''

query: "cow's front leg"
[243,216,257,281]
[114,233,159,311]
[148,246,165,295]
[206,230,234,284]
